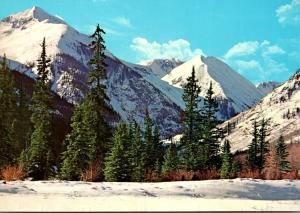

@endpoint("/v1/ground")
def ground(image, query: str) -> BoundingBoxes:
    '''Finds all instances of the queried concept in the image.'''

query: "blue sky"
[1,0,299,84]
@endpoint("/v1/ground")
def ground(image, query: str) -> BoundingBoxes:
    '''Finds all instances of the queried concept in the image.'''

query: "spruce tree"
[0,55,16,167]
[59,104,97,180]
[275,135,290,172]
[60,24,112,180]
[162,142,179,174]
[220,140,233,179]
[13,83,32,160]
[130,122,145,181]
[26,38,53,179]
[257,118,270,171]
[247,120,259,170]
[180,66,202,171]
[152,123,164,173]
[201,81,221,168]
[104,123,131,181]
[86,24,112,162]
[144,108,154,171]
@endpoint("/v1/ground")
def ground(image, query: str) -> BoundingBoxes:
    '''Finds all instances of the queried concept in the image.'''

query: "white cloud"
[262,45,285,57]
[112,17,133,28]
[276,0,300,25]
[223,41,288,82]
[55,14,64,20]
[235,60,262,71]
[224,41,259,59]
[131,37,204,63]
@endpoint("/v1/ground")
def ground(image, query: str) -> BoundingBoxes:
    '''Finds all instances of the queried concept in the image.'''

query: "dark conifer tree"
[201,81,221,168]
[162,142,178,174]
[220,140,233,179]
[86,24,112,162]
[180,66,202,171]
[104,123,131,181]
[257,118,270,171]
[144,108,154,171]
[275,135,290,172]
[247,120,259,170]
[59,104,97,180]
[26,38,53,179]
[130,122,145,181]
[0,55,16,167]
[60,24,112,180]
[152,123,164,173]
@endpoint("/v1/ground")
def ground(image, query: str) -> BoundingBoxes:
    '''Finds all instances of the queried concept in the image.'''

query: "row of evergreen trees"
[0,24,291,181]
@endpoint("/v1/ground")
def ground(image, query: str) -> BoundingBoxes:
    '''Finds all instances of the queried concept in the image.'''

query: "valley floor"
[1,178,300,211]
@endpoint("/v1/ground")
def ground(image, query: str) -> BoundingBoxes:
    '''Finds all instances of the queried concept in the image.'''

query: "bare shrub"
[1,165,27,181]
[238,169,262,179]
[80,160,102,182]
[264,144,281,180]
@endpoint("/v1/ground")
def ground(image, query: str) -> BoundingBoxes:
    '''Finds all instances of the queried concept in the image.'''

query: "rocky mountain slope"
[221,69,300,152]
[140,59,183,77]
[0,6,264,137]
[162,56,264,120]
[256,81,281,97]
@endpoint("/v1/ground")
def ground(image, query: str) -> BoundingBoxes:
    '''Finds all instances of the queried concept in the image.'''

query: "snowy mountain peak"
[2,6,65,26]
[162,55,263,119]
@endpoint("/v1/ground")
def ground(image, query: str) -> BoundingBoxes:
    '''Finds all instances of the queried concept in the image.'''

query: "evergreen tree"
[162,142,179,174]
[59,24,112,180]
[247,120,259,170]
[201,81,221,168]
[130,122,145,181]
[86,24,112,162]
[220,140,233,179]
[152,123,164,173]
[180,66,202,171]
[144,108,154,171]
[275,135,290,172]
[0,55,16,167]
[26,38,53,179]
[104,123,131,181]
[257,118,270,171]
[59,104,97,180]
[13,83,32,160]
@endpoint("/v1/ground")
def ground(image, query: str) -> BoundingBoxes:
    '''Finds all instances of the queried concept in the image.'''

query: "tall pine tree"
[162,141,179,174]
[26,38,53,179]
[144,108,155,171]
[59,104,97,180]
[257,118,270,171]
[180,66,202,171]
[130,122,145,181]
[220,140,233,179]
[247,120,259,170]
[104,123,131,181]
[201,81,221,169]
[0,55,17,167]
[60,24,112,180]
[275,135,290,172]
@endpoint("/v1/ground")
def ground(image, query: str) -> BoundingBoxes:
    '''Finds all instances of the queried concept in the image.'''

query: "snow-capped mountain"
[221,69,300,152]
[0,6,184,136]
[141,59,183,78]
[162,56,264,120]
[256,81,282,97]
[0,6,264,137]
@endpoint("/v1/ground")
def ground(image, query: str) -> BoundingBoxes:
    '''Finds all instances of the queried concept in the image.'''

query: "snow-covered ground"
[1,179,300,211]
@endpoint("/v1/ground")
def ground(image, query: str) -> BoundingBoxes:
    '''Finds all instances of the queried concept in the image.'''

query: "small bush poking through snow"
[80,160,102,182]
[1,165,27,181]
